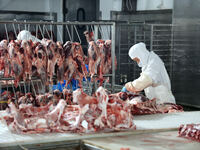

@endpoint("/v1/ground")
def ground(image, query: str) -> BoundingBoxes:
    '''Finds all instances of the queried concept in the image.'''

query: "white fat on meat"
[8,103,27,131]
[129,96,143,105]
[94,86,110,128]
[72,88,82,104]
[46,99,66,124]
[25,118,48,129]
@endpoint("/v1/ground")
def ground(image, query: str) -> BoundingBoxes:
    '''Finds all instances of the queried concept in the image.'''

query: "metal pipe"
[74,25,81,44]
[0,20,115,25]
[111,22,116,92]
[0,77,39,81]
[66,25,72,41]
[150,24,153,51]
[4,24,9,42]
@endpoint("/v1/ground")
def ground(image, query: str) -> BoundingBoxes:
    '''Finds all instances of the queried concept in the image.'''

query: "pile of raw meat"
[179,124,200,142]
[109,91,183,115]
[0,30,115,88]
[1,87,135,134]
[0,86,184,134]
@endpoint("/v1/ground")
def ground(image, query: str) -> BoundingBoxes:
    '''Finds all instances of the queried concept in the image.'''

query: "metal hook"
[11,82,17,100]
[23,81,27,95]
[24,20,27,31]
[36,24,38,39]
[74,25,81,44]
[57,25,63,43]
[98,25,104,39]
[12,23,17,39]
[66,25,72,42]
[90,25,94,34]
[4,24,9,42]
[44,24,51,39]
[31,80,36,96]
[18,23,21,33]
[50,21,53,40]
[27,24,30,32]
[38,24,45,39]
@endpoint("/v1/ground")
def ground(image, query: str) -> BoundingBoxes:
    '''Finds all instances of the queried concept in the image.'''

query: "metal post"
[134,25,137,44]
[150,24,154,51]
[170,24,174,80]
[118,24,121,75]
[111,22,116,92]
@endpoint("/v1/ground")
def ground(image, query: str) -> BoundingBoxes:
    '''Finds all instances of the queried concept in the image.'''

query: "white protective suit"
[127,42,176,104]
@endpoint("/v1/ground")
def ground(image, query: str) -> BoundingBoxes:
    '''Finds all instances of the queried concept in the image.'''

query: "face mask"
[138,61,142,68]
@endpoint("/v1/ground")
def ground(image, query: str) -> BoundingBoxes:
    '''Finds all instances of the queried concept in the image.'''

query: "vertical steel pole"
[111,23,116,92]
[170,24,174,80]
[118,24,121,76]
[150,24,154,51]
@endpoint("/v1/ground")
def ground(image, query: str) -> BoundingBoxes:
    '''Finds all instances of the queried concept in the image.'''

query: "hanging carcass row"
[84,31,117,86]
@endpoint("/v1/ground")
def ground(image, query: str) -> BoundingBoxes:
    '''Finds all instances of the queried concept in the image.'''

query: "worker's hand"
[121,86,127,92]
[125,82,137,93]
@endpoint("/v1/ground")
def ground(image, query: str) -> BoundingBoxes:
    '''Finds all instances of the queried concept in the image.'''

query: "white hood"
[128,42,150,68]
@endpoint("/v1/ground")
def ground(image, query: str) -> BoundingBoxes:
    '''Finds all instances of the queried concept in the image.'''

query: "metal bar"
[118,25,121,74]
[12,23,17,39]
[0,21,115,25]
[11,83,16,99]
[74,25,81,44]
[38,25,45,39]
[50,23,53,40]
[4,24,9,42]
[66,25,72,41]
[150,24,153,51]
[36,24,38,38]
[0,77,39,81]
[71,25,74,42]
[44,24,51,39]
[111,22,116,92]
[170,25,174,80]
[31,80,36,96]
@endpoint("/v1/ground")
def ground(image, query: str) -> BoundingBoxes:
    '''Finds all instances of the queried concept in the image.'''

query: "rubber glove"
[121,86,127,92]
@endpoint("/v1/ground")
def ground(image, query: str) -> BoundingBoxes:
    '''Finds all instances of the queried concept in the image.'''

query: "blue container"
[53,64,90,92]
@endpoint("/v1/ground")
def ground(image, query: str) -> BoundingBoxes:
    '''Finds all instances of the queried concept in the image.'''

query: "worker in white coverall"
[124,42,176,104]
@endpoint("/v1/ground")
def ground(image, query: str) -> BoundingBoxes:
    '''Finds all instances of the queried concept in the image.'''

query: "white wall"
[0,0,63,22]
[137,0,173,10]
[0,0,50,12]
[100,0,122,20]
[0,0,63,41]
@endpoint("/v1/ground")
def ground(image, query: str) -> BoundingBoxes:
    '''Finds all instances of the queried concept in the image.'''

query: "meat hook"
[73,25,81,44]
[43,24,51,40]
[38,24,45,39]
[66,25,72,42]
[4,24,9,42]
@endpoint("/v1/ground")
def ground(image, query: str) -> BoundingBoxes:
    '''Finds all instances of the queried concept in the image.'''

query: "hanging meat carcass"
[87,41,101,79]
[34,44,48,86]
[21,40,34,80]
[71,42,88,88]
